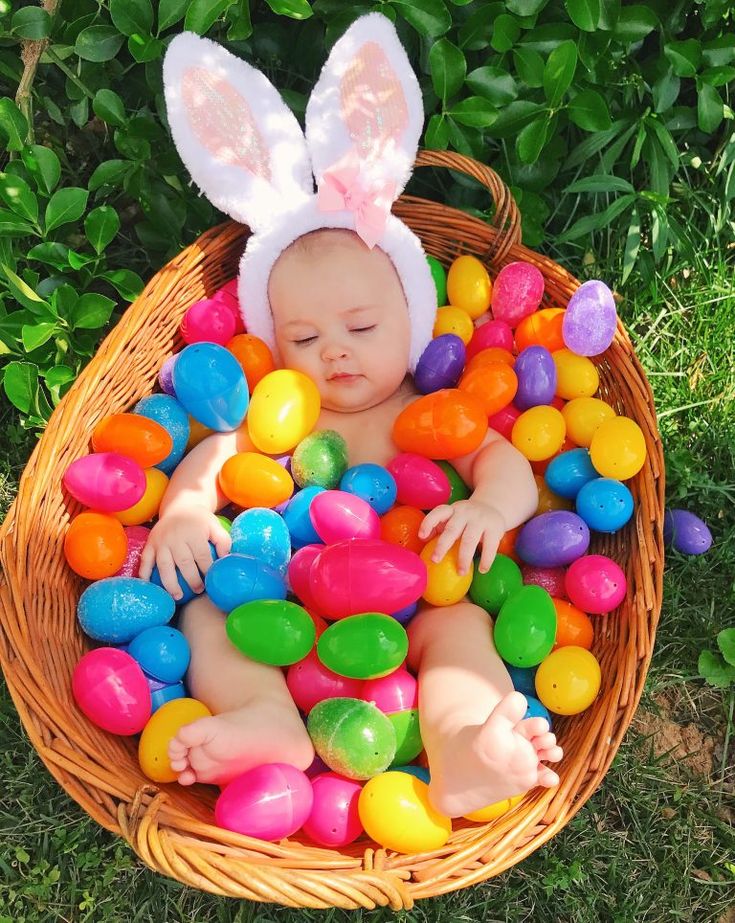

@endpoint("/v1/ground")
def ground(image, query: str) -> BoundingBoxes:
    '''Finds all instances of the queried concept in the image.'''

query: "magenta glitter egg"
[115,525,151,577]
[491,262,545,328]
[521,564,567,599]
[565,554,627,613]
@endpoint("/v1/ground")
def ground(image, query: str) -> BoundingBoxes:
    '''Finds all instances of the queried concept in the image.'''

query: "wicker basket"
[0,151,665,910]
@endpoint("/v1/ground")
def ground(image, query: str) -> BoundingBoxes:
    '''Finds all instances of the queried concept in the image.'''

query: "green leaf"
[697,83,723,134]
[44,365,76,390]
[391,0,451,38]
[159,0,189,31]
[425,113,450,150]
[85,205,120,254]
[0,208,35,236]
[71,293,117,329]
[487,100,545,138]
[506,0,547,12]
[74,26,125,62]
[700,66,735,88]
[516,116,549,163]
[21,145,61,195]
[185,0,238,33]
[21,321,56,352]
[564,0,600,32]
[2,264,53,315]
[698,650,735,689]
[3,361,38,414]
[664,39,701,78]
[513,48,545,88]
[0,173,38,224]
[26,242,71,270]
[652,70,680,113]
[621,206,640,283]
[101,268,144,301]
[93,89,127,128]
[0,98,29,152]
[543,40,577,108]
[263,0,313,18]
[558,192,635,241]
[466,66,518,105]
[491,14,520,53]
[447,97,497,128]
[226,3,253,40]
[44,187,89,234]
[718,629,735,667]
[11,7,51,39]
[565,175,635,194]
[430,39,466,103]
[647,119,679,170]
[568,89,611,131]
[612,5,657,43]
[128,33,164,63]
[458,5,496,50]
[110,0,154,36]
[703,36,735,68]
[88,160,131,191]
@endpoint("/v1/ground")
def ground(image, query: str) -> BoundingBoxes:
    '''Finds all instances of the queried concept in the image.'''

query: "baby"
[138,227,563,818]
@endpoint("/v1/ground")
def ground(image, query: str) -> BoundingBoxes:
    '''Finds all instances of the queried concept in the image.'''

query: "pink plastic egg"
[466,319,514,360]
[362,667,418,713]
[287,544,324,610]
[565,554,627,613]
[521,564,567,599]
[386,453,451,510]
[491,262,545,328]
[309,490,380,544]
[488,404,521,440]
[180,297,237,346]
[63,452,146,512]
[215,763,313,840]
[562,280,617,357]
[72,647,151,735]
[302,772,364,847]
[286,649,364,714]
[212,279,245,335]
[115,525,151,577]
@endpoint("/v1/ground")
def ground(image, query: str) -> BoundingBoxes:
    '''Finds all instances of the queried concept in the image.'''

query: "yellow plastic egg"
[446,254,492,319]
[534,474,573,515]
[534,646,601,715]
[464,792,523,822]
[218,452,294,508]
[114,468,169,526]
[420,537,474,606]
[589,416,646,480]
[511,406,566,462]
[433,305,475,344]
[561,397,616,447]
[358,771,452,853]
[552,349,600,399]
[247,369,321,454]
[138,697,211,782]
[186,416,214,451]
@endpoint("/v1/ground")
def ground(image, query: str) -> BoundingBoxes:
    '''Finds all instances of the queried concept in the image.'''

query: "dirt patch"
[632,707,716,778]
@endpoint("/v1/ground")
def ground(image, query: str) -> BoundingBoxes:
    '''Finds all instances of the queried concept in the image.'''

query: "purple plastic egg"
[63,452,146,512]
[491,262,545,328]
[663,509,713,555]
[158,355,177,396]
[513,346,557,410]
[562,280,617,356]
[386,453,451,509]
[516,511,590,567]
[414,334,466,393]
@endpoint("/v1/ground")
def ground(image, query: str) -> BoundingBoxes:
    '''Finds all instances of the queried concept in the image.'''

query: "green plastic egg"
[317,613,408,679]
[493,585,557,667]
[470,554,523,614]
[307,697,397,780]
[291,429,348,489]
[226,599,316,666]
[216,514,232,533]
[436,460,470,503]
[388,708,423,765]
[427,255,447,306]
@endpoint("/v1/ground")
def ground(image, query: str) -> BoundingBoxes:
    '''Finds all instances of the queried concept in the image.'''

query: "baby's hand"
[418,499,506,576]
[138,506,232,600]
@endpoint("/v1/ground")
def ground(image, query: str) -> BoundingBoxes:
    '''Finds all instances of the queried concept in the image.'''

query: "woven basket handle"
[413,149,522,265]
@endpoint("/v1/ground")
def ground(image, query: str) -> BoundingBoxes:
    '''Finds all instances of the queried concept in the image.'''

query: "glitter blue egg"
[77,577,175,644]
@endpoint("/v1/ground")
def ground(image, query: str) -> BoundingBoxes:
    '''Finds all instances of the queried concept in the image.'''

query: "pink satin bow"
[317,160,395,249]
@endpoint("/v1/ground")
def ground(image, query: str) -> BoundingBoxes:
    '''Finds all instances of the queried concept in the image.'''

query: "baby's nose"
[321,340,350,361]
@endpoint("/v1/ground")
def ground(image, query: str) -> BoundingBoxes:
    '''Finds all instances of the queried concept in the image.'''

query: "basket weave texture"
[0,151,665,910]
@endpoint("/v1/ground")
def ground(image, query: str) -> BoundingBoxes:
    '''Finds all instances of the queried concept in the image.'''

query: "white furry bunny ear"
[163,33,314,232]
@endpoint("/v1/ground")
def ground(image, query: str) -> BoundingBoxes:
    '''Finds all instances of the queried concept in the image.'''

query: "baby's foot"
[426,691,563,818]
[168,698,315,787]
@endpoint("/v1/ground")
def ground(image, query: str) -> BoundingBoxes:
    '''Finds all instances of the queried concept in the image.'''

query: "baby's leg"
[167,594,314,786]
[407,602,562,818]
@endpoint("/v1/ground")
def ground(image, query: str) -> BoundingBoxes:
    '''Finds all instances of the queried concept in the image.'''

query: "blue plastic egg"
[134,394,190,474]
[128,626,191,684]
[545,448,599,499]
[392,764,431,783]
[576,477,634,532]
[77,577,175,643]
[524,693,552,728]
[513,346,557,410]
[516,511,590,567]
[230,508,292,575]
[205,553,287,612]
[147,677,186,713]
[507,664,538,698]
[414,334,466,394]
[282,486,325,548]
[151,542,216,604]
[172,342,249,431]
[339,464,398,516]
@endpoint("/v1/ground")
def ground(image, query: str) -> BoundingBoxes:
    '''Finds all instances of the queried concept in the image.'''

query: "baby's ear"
[163,32,314,231]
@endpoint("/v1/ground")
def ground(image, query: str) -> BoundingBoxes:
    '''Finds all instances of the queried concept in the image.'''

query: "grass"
[0,252,734,922]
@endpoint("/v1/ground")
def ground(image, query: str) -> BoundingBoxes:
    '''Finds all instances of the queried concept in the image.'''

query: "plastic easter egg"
[589,416,646,480]
[664,509,713,555]
[292,430,348,490]
[230,508,291,574]
[516,510,590,567]
[72,648,151,735]
[393,764,431,783]
[552,349,599,400]
[206,554,286,613]
[414,334,466,393]
[173,342,249,431]
[114,467,168,526]
[459,362,518,416]
[561,397,616,447]
[389,709,423,765]
[565,554,626,613]
[63,452,146,513]
[215,763,313,839]
[464,793,523,823]
[380,505,425,555]
[148,678,186,713]
[227,599,315,666]
[488,404,521,440]
[515,307,565,353]
[317,614,408,680]
[92,413,173,468]
[115,525,150,577]
[535,474,573,515]
[134,393,190,474]
[436,460,470,503]
[521,564,567,599]
[427,255,447,304]
[498,526,521,563]
[65,511,128,580]
[491,261,544,327]
[227,333,275,392]
[287,649,363,713]
[507,664,538,698]
[359,772,451,852]
[212,278,242,326]
[309,490,380,544]
[469,553,523,614]
[138,697,212,782]
[447,254,492,319]
[307,697,396,780]
[513,346,557,410]
[78,576,175,643]
[511,406,566,462]
[181,297,237,346]
[282,486,325,549]
[217,514,232,533]
[309,539,427,620]
[535,646,601,715]
[219,452,294,509]
[247,369,321,454]
[524,694,552,724]
[544,448,599,499]
[158,355,177,396]
[390,601,418,625]
[302,772,364,847]
[433,305,474,344]
[562,280,617,356]
[287,544,324,609]
[466,320,514,361]
[552,598,593,650]
[362,667,418,713]
[386,453,451,510]
[151,542,216,605]
[393,389,488,459]
[339,463,397,516]
[186,416,214,451]
[493,585,557,667]
[127,626,191,684]
[420,538,473,606]
[576,478,634,532]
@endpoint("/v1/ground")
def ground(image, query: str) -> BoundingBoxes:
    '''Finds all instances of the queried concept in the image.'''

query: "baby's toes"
[538,766,560,787]
[177,767,198,786]
[537,744,563,763]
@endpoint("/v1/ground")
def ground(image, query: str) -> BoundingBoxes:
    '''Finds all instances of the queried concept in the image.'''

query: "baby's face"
[268,232,412,412]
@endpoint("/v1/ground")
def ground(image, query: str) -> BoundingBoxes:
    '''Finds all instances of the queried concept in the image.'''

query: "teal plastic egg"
[230,508,291,575]
[77,577,175,644]
[204,553,286,612]
[493,585,557,667]
[469,553,523,613]
[291,430,349,489]
[172,342,249,432]
[134,394,190,475]
[226,599,316,666]
[307,697,397,780]
[317,614,408,679]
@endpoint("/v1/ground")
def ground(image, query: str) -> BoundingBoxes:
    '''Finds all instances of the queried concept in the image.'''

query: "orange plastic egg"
[552,597,594,650]
[392,389,488,460]
[433,305,474,344]
[511,406,566,462]
[534,474,573,514]
[92,413,172,468]
[380,506,426,555]
[458,362,518,417]
[497,526,520,562]
[227,333,275,392]
[64,511,128,580]
[186,416,213,451]
[218,452,294,508]
[465,347,515,373]
[514,308,565,353]
[114,468,169,526]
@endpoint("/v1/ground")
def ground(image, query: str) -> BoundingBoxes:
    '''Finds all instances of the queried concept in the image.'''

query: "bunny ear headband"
[163,12,437,372]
